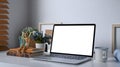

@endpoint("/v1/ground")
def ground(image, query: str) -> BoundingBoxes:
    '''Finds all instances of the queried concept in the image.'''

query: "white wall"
[29,0,120,54]
[8,0,29,48]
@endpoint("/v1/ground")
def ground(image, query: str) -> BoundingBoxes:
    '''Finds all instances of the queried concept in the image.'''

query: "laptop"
[33,24,96,64]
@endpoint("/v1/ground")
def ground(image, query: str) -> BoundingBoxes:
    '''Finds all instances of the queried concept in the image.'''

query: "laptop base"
[33,56,91,65]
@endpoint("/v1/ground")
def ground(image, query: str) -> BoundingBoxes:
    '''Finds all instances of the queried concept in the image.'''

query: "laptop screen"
[51,24,96,57]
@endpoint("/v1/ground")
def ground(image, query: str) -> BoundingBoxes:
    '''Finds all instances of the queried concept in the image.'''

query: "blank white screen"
[51,25,95,56]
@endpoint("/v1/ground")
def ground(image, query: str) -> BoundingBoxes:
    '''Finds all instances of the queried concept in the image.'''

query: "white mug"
[94,47,108,62]
[44,43,51,55]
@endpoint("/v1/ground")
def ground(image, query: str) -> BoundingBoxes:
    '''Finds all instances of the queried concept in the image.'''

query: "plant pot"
[35,43,45,49]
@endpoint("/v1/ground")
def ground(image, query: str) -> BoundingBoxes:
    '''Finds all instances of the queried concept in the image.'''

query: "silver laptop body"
[33,24,96,64]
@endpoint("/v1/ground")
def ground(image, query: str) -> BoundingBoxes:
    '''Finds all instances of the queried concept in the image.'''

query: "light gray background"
[8,0,120,55]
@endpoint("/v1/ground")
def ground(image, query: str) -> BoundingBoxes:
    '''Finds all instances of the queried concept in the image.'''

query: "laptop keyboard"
[44,54,86,60]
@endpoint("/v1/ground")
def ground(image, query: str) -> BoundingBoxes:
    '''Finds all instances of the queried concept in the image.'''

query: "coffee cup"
[94,47,108,62]
[44,43,51,55]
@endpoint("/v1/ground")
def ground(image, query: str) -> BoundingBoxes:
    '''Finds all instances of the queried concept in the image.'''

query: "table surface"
[0,51,120,67]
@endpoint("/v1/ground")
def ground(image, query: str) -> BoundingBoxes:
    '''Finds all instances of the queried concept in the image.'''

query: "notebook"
[33,24,96,64]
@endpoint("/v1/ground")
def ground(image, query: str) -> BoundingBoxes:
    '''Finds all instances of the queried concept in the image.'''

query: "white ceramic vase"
[35,43,44,49]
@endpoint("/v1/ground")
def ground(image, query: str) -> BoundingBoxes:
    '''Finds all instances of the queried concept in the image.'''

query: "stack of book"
[7,47,44,57]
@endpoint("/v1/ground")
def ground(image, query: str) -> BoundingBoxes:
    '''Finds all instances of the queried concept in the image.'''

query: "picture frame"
[38,22,62,44]
[112,24,120,53]
[38,22,62,36]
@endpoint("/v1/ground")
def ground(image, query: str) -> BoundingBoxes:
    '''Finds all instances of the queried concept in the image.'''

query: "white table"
[0,62,28,67]
[0,51,120,67]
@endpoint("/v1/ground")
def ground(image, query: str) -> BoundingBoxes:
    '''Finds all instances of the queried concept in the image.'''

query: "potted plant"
[19,27,37,47]
[32,31,45,49]
[19,27,45,49]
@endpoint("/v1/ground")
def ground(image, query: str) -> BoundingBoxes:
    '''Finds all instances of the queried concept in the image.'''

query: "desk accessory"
[112,24,120,53]
[94,47,108,62]
[7,47,44,57]
[114,49,120,62]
